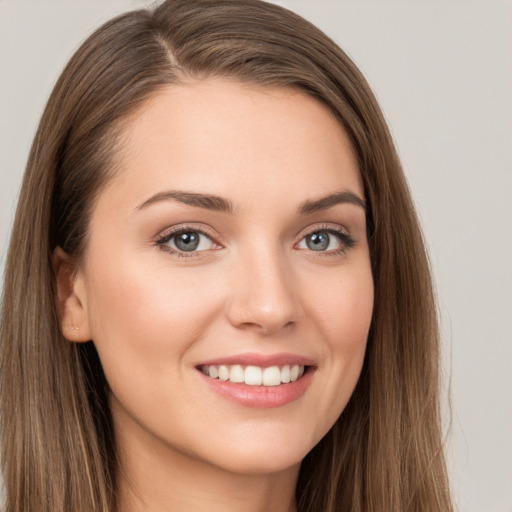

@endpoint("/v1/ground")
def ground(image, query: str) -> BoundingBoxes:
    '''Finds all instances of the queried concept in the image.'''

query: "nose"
[225,246,304,335]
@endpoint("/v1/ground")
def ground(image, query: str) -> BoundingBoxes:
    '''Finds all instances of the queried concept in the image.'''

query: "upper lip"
[197,352,316,367]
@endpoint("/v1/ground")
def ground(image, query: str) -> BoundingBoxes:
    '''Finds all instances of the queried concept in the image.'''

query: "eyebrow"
[297,190,366,214]
[136,190,236,214]
[136,188,365,214]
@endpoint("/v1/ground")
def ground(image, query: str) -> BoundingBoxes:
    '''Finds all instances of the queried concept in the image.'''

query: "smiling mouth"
[198,364,308,387]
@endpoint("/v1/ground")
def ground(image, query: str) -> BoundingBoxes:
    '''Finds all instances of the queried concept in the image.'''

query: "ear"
[53,247,92,343]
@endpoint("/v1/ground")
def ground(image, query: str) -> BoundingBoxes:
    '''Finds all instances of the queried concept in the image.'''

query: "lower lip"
[198,368,314,409]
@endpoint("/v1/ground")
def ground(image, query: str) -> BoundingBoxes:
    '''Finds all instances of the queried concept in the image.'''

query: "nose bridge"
[226,237,303,333]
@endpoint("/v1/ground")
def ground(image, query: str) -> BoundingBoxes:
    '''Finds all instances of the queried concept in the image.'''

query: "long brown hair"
[0,1,453,510]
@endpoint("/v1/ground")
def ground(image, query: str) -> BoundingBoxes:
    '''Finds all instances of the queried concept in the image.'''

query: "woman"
[0,0,453,511]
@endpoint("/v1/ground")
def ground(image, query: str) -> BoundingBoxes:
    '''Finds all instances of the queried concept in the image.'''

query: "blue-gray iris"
[307,232,329,251]
[175,232,200,251]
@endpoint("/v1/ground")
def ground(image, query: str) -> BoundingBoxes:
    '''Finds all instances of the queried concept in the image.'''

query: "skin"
[55,79,374,512]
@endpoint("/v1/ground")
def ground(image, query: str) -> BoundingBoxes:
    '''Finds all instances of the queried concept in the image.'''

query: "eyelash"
[300,224,356,257]
[156,224,218,258]
[156,223,356,258]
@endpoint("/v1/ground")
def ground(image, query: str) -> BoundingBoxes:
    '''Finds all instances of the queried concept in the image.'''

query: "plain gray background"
[1,1,511,511]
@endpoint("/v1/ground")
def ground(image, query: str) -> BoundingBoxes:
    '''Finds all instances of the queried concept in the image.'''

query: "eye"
[157,228,218,255]
[296,228,355,253]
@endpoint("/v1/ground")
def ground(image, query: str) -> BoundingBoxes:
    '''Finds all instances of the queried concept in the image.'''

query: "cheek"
[303,263,373,424]
[307,263,374,347]
[83,254,223,378]
[331,268,373,375]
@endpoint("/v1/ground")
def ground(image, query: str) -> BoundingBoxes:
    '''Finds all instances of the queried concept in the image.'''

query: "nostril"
[226,303,304,335]
[224,266,305,334]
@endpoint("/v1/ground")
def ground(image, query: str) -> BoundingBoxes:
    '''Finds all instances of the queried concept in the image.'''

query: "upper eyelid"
[157,222,349,237]
[156,224,219,243]
[296,222,351,239]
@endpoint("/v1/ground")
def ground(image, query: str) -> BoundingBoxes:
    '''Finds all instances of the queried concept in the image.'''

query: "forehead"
[102,79,363,212]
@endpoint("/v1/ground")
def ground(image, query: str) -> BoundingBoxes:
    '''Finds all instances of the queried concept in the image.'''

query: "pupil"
[307,231,329,251]
[175,232,199,251]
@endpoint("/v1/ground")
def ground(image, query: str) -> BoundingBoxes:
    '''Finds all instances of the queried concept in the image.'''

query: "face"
[59,79,373,476]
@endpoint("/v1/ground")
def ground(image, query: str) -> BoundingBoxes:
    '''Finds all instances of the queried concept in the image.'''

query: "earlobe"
[53,247,92,343]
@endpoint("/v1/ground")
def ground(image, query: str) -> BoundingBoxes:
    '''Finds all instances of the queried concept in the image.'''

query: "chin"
[208,447,306,476]
[190,426,318,476]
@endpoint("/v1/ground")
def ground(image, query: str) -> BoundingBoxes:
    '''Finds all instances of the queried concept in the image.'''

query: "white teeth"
[229,364,245,383]
[262,366,281,386]
[281,365,291,383]
[244,366,262,386]
[218,365,229,381]
[201,364,306,386]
